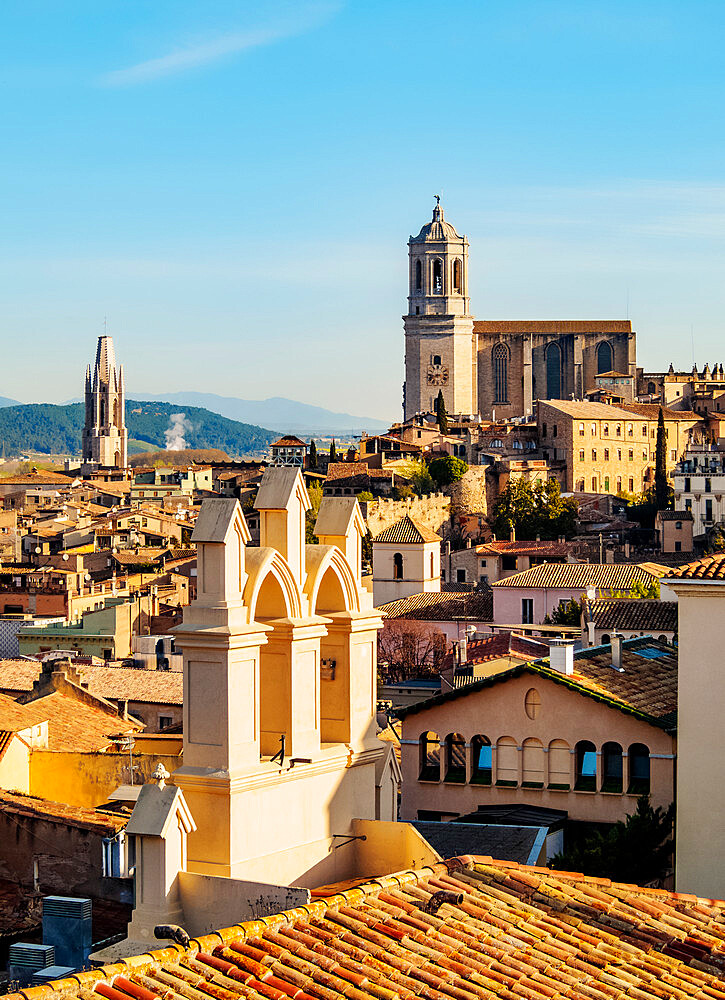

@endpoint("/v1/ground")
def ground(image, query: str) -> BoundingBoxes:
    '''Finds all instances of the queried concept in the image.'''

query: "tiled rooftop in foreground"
[10,856,725,1000]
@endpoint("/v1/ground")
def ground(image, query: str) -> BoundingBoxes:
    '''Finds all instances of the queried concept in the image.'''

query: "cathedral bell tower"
[403,198,475,420]
[82,334,128,471]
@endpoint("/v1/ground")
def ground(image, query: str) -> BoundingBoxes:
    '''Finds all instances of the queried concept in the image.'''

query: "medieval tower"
[403,198,476,420]
[82,334,127,469]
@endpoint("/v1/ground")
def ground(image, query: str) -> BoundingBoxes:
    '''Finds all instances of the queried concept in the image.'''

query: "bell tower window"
[453,258,462,293]
[432,258,443,294]
[415,259,422,291]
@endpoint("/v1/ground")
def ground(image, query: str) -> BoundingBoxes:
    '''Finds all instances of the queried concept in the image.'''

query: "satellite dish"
[62,553,69,562]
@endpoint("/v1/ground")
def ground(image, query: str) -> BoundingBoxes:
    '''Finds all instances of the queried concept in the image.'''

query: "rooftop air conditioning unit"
[42,896,92,970]
[8,943,55,986]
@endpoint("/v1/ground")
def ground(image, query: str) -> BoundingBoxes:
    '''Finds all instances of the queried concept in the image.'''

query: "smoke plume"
[164,412,193,451]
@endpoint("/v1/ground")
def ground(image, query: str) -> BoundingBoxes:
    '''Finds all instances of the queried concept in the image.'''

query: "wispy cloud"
[99,3,339,86]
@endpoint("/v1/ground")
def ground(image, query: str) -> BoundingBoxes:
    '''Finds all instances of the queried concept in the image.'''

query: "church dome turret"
[410,199,462,243]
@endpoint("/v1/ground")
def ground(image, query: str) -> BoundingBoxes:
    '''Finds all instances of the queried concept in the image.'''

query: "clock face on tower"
[426,363,449,386]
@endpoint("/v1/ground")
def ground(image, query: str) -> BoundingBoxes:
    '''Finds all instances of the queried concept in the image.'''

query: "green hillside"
[0,400,276,458]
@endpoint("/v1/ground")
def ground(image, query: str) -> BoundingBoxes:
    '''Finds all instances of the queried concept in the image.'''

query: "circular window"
[524,688,541,720]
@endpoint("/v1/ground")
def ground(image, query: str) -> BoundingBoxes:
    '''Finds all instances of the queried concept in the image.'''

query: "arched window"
[493,343,509,403]
[597,341,614,374]
[393,552,403,580]
[524,688,541,720]
[415,259,422,291]
[471,735,492,785]
[548,739,571,789]
[522,738,545,787]
[602,742,623,793]
[628,743,650,794]
[647,381,657,395]
[432,354,441,365]
[419,732,440,780]
[445,732,466,783]
[575,740,597,791]
[601,633,610,644]
[453,258,462,293]
[546,342,562,398]
[496,736,518,786]
[432,258,443,294]
[512,439,523,450]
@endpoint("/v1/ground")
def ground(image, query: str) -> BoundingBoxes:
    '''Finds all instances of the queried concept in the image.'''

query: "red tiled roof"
[0,691,38,732]
[0,789,125,834]
[18,691,142,751]
[477,540,571,557]
[272,436,307,447]
[585,598,678,632]
[373,515,441,544]
[11,855,725,1000]
[378,590,493,622]
[664,553,725,581]
[491,562,664,590]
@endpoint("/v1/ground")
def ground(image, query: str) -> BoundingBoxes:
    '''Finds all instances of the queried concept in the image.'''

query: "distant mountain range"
[0,400,276,458]
[131,392,391,435]
[0,396,20,408]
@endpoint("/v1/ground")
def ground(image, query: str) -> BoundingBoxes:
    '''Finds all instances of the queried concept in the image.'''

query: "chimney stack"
[549,638,575,675]
[611,632,624,672]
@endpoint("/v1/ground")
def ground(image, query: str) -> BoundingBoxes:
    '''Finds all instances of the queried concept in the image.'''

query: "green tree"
[429,455,468,488]
[357,490,374,502]
[550,796,674,885]
[543,598,582,626]
[308,439,317,470]
[655,407,670,511]
[395,458,434,496]
[491,478,578,540]
[435,390,449,434]
[329,439,337,463]
[305,481,323,544]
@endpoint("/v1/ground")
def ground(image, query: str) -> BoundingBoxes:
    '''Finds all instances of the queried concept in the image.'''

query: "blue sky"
[2,1,725,420]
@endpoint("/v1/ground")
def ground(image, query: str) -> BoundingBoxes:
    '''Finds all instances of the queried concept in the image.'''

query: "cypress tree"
[309,439,317,470]
[329,439,337,463]
[655,406,669,510]
[435,389,449,434]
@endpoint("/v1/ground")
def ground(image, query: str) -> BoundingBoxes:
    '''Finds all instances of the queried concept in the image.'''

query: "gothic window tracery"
[597,340,614,374]
[546,342,562,399]
[432,258,443,294]
[493,343,509,403]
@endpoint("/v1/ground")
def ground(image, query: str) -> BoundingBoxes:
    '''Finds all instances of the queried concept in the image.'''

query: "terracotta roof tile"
[476,540,572,557]
[585,599,678,633]
[0,659,41,694]
[373,516,441,545]
[664,553,725,581]
[491,563,664,590]
[0,788,125,833]
[378,591,493,622]
[18,691,141,751]
[82,665,183,706]
[12,857,725,1000]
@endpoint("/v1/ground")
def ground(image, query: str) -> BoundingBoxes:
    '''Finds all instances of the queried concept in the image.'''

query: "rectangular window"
[628,450,634,461]
[592,450,597,461]
[617,449,622,461]
[706,478,712,493]
[480,559,487,567]
[642,424,647,436]
[159,715,173,729]
[502,555,517,570]
[579,422,585,436]
[706,498,713,521]
[675,541,682,552]
[456,568,466,583]
[642,449,647,460]
[685,498,692,511]
[579,450,585,462]
[685,477,691,492]
[603,425,609,436]
[629,478,634,492]
[521,598,534,624]
[604,448,609,461]
[592,476,597,491]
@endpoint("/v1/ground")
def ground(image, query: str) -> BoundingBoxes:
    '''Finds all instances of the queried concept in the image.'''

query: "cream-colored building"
[666,554,725,898]
[371,514,441,606]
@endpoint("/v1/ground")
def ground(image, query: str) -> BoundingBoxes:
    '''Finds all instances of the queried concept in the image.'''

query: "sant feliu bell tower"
[403,198,475,420]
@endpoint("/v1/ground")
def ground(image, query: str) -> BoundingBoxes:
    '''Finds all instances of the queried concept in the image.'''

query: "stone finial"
[153,763,170,789]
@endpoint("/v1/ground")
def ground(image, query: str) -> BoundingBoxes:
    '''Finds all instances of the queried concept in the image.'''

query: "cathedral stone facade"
[82,334,127,470]
[403,202,637,420]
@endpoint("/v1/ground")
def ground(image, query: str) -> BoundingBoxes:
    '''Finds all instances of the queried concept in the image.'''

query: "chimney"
[459,634,468,664]
[611,632,625,672]
[549,638,575,675]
